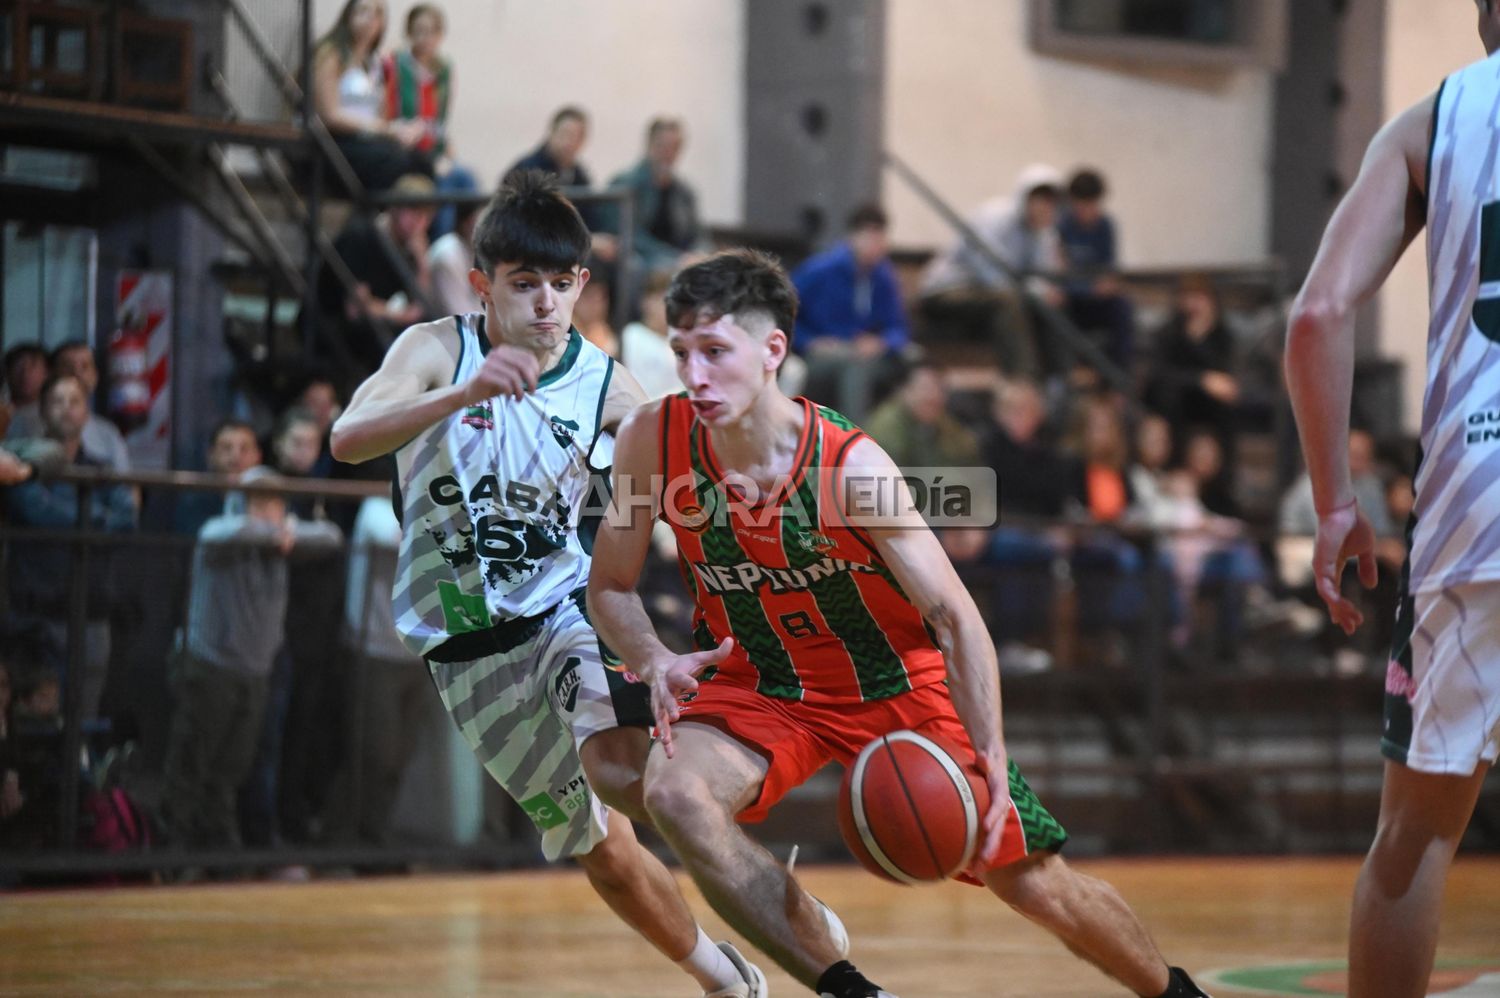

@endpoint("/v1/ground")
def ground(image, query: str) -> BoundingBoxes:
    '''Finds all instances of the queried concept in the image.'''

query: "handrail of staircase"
[883,150,1137,402]
[218,0,366,204]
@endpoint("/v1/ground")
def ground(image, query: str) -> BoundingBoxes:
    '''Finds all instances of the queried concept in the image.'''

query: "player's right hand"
[647,637,734,759]
[1313,499,1378,635]
[465,344,540,403]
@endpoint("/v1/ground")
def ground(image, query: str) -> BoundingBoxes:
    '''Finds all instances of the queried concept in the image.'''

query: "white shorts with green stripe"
[425,593,652,860]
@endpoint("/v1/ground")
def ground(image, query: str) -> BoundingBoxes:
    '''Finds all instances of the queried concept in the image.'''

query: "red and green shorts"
[675,678,1067,875]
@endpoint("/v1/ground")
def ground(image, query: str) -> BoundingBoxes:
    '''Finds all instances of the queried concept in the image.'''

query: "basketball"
[838,730,991,884]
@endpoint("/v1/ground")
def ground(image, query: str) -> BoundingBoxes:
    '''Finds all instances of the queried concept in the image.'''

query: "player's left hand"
[1313,499,1378,635]
[967,744,1011,877]
[647,637,734,759]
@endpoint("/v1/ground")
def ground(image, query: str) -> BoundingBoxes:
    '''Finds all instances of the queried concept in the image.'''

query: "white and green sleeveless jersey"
[392,315,614,658]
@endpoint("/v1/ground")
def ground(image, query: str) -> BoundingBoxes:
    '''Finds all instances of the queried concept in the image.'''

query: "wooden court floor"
[3,857,1498,997]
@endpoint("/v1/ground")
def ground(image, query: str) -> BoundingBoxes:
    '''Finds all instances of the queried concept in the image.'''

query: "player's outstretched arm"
[330,319,539,464]
[845,436,1010,863]
[586,400,732,757]
[1285,92,1434,633]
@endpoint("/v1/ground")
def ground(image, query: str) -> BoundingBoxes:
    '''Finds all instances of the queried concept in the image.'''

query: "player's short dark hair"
[846,203,888,232]
[209,417,257,447]
[665,249,798,335]
[472,170,592,276]
[407,3,443,33]
[1067,169,1106,202]
[550,105,587,131]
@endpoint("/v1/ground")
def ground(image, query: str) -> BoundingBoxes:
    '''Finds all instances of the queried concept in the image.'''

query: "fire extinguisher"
[107,310,151,433]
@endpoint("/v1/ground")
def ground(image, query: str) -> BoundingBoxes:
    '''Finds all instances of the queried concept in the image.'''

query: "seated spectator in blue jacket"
[1058,169,1135,373]
[608,117,702,273]
[791,204,909,419]
[174,419,264,537]
[4,374,136,719]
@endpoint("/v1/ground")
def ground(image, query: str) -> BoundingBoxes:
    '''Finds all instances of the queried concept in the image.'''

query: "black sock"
[816,960,883,998]
[1153,966,1211,998]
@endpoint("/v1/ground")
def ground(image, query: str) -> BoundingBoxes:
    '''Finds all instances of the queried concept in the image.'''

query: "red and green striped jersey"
[658,395,946,704]
[382,51,450,156]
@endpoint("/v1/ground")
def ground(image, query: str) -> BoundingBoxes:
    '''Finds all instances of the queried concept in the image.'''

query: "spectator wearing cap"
[315,173,438,376]
[1058,169,1136,373]
[160,466,342,850]
[919,165,1068,380]
[792,204,910,420]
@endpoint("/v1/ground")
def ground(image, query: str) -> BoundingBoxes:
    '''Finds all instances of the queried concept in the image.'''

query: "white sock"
[677,927,740,991]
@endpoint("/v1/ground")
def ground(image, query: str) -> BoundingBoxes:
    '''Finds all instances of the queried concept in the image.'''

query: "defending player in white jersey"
[331,172,768,997]
[1285,4,1500,994]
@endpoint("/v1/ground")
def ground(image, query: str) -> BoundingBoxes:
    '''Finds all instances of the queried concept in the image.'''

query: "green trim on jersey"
[593,357,615,435]
[689,425,804,699]
[783,462,911,700]
[538,328,582,388]
[450,315,467,385]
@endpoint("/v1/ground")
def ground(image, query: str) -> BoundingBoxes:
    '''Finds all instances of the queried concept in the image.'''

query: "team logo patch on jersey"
[554,656,582,712]
[461,400,494,431]
[795,529,836,554]
[549,415,580,450]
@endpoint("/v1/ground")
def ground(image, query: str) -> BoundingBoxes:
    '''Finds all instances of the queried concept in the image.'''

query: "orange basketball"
[838,730,991,884]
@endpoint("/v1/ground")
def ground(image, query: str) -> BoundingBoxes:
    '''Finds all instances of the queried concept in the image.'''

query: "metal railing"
[1,465,1490,879]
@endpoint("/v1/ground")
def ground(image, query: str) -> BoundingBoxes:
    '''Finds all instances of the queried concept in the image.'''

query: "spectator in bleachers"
[270,409,347,845]
[574,279,618,357]
[161,466,342,852]
[1278,430,1400,674]
[382,3,477,239]
[1126,414,1181,528]
[609,117,703,273]
[506,109,616,254]
[977,379,1082,674]
[1145,275,1240,455]
[316,173,437,377]
[919,165,1067,380]
[792,203,909,420]
[620,271,683,400]
[174,419,263,536]
[3,343,48,432]
[428,201,482,316]
[7,342,131,473]
[328,495,426,846]
[295,375,340,481]
[865,363,977,470]
[311,0,433,194]
[1280,430,1393,538]
[1059,169,1135,373]
[3,374,136,719]
[506,106,593,189]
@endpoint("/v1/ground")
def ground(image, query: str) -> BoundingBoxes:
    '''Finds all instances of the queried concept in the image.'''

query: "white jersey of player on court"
[391,314,613,657]
[1412,49,1500,594]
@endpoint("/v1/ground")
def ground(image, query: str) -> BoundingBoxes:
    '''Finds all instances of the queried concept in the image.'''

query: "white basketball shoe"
[705,941,767,998]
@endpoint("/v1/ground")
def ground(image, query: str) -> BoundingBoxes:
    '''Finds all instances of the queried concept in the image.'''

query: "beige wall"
[1381,0,1482,432]
[312,0,746,228]
[883,0,1276,266]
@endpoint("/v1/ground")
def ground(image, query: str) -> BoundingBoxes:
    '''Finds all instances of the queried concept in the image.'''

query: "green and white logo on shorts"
[437,580,492,635]
[519,792,570,831]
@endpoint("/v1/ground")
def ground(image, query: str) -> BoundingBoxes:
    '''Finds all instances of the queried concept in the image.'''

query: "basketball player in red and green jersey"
[588,250,1210,998]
